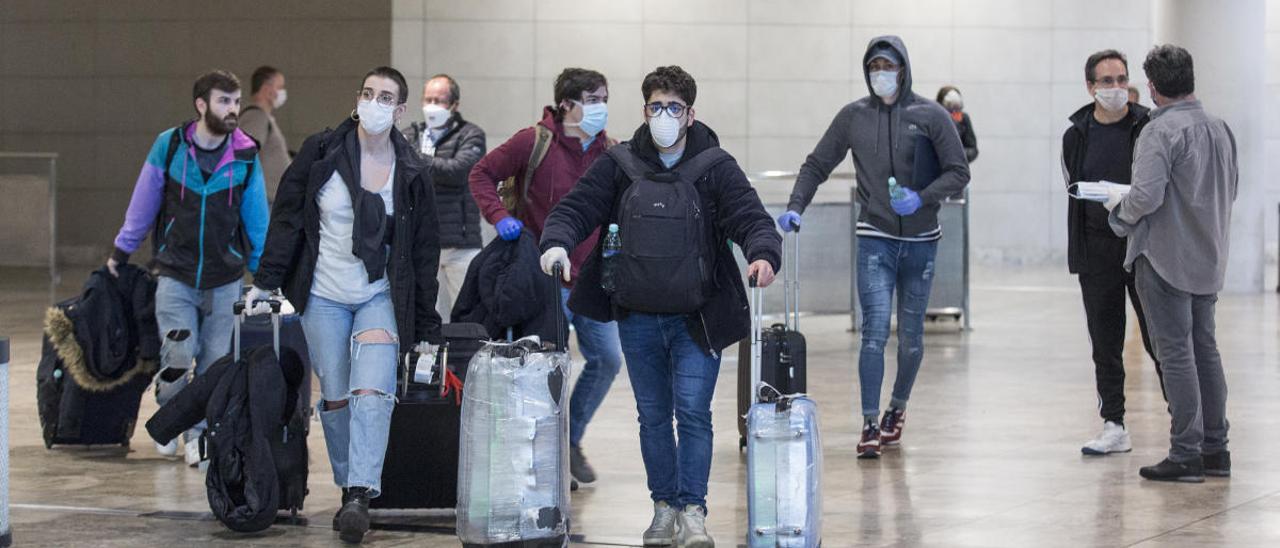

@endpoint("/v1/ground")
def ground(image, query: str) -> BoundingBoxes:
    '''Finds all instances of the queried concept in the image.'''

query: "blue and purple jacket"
[112,121,269,289]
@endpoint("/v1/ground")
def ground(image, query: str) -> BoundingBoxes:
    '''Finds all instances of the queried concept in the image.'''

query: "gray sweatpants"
[1134,257,1230,462]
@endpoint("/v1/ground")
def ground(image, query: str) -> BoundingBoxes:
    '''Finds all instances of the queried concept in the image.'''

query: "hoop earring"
[350,109,359,121]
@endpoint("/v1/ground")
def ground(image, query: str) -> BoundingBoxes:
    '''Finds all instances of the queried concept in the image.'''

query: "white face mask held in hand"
[357,99,395,135]
[422,104,451,129]
[870,70,899,98]
[1069,181,1131,203]
[649,111,683,149]
[1094,87,1128,112]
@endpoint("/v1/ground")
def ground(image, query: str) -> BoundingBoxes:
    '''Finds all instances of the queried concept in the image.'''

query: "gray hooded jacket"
[788,35,970,240]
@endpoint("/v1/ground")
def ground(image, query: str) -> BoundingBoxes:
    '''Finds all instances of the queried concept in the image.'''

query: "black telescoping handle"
[552,263,567,351]
[232,299,283,361]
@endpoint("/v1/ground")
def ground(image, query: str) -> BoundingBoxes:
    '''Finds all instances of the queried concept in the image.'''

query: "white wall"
[393,0,1278,273]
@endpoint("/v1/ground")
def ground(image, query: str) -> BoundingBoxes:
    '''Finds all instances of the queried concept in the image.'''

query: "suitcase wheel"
[739,436,746,452]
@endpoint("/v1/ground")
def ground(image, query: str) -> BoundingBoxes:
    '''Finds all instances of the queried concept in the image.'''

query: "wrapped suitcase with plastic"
[745,272,822,548]
[456,265,571,547]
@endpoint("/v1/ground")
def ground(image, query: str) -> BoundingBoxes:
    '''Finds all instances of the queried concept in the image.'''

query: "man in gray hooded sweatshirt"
[780,36,970,459]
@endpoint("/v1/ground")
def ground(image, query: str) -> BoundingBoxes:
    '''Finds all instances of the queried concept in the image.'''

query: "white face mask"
[422,104,451,129]
[1094,87,1128,112]
[357,99,396,135]
[942,89,963,111]
[649,111,683,149]
[273,88,287,109]
[870,70,899,98]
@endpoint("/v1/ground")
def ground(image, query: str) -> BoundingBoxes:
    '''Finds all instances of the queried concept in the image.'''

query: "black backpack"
[606,144,731,314]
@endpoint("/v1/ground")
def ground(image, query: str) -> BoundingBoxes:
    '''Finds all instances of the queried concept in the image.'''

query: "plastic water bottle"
[601,224,622,294]
[889,176,907,201]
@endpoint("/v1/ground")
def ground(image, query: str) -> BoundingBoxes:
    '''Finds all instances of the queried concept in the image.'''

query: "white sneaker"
[155,439,178,457]
[1082,421,1132,455]
[642,501,678,546]
[184,437,204,467]
[674,504,714,548]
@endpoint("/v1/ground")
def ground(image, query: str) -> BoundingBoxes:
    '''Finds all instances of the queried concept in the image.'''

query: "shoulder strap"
[606,143,651,183]
[520,125,554,206]
[673,147,732,184]
[163,127,183,176]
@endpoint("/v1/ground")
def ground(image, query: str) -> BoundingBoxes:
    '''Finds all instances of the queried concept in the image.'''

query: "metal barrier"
[0,336,10,547]
[0,152,59,304]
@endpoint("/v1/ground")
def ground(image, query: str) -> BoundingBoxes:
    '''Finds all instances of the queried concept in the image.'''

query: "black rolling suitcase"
[737,229,807,448]
[371,322,488,510]
[230,299,311,520]
[36,267,157,449]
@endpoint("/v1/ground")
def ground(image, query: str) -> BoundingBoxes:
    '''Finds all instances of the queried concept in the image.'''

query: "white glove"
[244,286,273,316]
[540,247,571,282]
[1103,186,1124,212]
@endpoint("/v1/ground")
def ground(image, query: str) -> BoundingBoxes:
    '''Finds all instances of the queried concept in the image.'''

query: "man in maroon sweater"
[468,67,621,489]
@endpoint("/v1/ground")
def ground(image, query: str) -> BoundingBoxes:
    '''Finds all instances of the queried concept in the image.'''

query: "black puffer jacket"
[451,230,567,345]
[146,345,308,532]
[406,114,487,249]
[42,265,159,392]
[254,117,444,345]
[540,121,781,354]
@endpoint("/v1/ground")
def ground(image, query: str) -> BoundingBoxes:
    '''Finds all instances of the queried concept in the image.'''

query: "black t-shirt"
[192,135,229,181]
[1080,111,1135,235]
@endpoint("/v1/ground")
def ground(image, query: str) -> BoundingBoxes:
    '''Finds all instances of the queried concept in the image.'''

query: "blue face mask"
[573,101,608,137]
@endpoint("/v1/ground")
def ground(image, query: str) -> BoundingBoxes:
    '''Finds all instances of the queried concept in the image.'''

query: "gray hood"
[862,35,914,107]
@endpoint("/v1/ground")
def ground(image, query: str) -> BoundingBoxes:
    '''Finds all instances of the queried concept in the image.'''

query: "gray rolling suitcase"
[456,265,571,547]
[745,275,823,547]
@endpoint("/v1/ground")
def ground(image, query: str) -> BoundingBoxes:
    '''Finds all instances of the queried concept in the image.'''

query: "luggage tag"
[413,347,439,385]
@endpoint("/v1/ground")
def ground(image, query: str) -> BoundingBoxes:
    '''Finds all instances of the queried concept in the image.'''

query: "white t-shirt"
[311,166,395,305]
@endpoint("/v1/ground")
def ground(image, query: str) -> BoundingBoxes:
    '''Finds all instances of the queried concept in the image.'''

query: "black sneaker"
[332,488,353,531]
[337,487,371,543]
[857,422,881,459]
[1139,458,1205,483]
[570,444,597,484]
[1203,451,1231,477]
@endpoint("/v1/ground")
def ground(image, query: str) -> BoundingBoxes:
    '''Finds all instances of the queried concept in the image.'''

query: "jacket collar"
[328,116,424,185]
[1150,98,1201,120]
[626,120,720,171]
[539,106,609,157]
[1067,101,1150,133]
[180,120,259,174]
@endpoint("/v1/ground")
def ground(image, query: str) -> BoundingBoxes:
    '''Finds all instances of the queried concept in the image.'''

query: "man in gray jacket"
[780,35,970,459]
[1105,45,1238,483]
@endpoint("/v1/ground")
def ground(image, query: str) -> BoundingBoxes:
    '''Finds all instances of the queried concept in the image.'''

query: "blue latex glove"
[776,210,801,232]
[496,217,523,241]
[891,187,922,216]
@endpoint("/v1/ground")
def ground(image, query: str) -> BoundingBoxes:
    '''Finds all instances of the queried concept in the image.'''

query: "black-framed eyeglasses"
[357,88,399,107]
[645,101,688,118]
[1091,75,1129,87]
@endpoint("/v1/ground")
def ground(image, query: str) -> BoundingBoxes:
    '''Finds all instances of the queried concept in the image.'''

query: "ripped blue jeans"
[856,237,937,420]
[302,291,399,497]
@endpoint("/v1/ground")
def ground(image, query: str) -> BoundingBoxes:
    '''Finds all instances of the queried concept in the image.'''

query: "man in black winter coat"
[1060,49,1162,457]
[539,66,780,548]
[405,74,487,318]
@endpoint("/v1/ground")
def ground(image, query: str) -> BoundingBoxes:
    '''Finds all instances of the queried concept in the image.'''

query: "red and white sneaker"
[857,422,882,459]
[879,407,906,446]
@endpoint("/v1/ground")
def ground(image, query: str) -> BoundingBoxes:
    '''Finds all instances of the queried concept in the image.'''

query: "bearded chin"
[205,110,238,135]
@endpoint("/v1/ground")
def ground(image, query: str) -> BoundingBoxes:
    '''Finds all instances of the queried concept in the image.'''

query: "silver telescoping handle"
[749,275,763,405]
[781,228,800,332]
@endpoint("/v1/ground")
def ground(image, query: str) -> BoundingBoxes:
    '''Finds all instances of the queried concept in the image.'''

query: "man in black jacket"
[1061,49,1162,456]
[405,74,487,318]
[540,66,779,548]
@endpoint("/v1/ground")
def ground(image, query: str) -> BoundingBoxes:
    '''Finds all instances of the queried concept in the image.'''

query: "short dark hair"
[641,65,697,106]
[1143,44,1195,99]
[429,73,460,104]
[553,68,608,120]
[192,70,240,108]
[1085,49,1128,82]
[250,66,280,94]
[363,66,409,104]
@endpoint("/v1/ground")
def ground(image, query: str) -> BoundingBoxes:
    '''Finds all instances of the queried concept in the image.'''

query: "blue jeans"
[616,312,720,511]
[857,237,938,419]
[561,287,623,447]
[302,291,399,497]
[153,276,240,443]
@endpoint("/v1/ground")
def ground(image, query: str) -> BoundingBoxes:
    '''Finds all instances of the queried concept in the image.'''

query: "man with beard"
[108,70,269,467]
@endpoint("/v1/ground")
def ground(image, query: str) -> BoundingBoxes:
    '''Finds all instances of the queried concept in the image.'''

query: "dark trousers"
[1077,236,1164,425]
